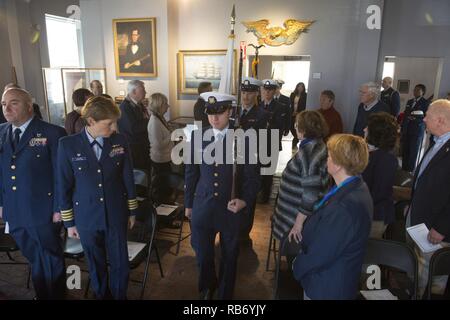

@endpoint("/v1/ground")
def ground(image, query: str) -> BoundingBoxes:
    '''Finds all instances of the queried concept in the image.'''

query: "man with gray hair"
[117,80,150,170]
[407,99,450,298]
[353,82,390,137]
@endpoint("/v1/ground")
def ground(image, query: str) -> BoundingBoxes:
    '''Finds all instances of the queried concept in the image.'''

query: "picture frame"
[397,79,410,94]
[113,18,157,78]
[177,50,237,95]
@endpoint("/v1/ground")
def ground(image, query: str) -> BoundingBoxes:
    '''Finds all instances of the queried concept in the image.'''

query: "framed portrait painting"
[177,50,237,95]
[113,18,157,77]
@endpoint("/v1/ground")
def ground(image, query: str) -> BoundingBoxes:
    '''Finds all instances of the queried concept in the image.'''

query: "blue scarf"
[313,176,359,211]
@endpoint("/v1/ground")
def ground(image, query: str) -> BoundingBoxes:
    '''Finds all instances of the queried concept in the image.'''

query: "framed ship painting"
[177,50,237,95]
[113,17,157,78]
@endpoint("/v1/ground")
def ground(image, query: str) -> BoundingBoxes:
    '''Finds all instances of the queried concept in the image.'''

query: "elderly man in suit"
[407,99,450,298]
[0,88,66,299]
[118,80,150,170]
[184,92,260,299]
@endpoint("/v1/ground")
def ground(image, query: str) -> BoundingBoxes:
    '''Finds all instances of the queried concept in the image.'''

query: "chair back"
[364,238,418,299]
[426,247,450,299]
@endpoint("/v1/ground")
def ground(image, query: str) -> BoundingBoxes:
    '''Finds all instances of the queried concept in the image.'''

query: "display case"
[42,68,107,127]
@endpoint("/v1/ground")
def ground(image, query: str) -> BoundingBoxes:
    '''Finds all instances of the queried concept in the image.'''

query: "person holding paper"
[292,134,373,300]
[58,96,138,299]
[407,99,450,297]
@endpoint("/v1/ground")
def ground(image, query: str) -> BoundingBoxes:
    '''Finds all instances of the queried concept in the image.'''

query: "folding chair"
[0,225,31,289]
[425,247,450,300]
[362,238,418,300]
[134,169,164,277]
[128,198,158,299]
[151,172,189,255]
[273,235,303,300]
[265,194,279,271]
[84,198,159,299]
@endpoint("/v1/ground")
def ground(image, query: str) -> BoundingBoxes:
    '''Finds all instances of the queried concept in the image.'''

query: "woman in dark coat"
[362,112,399,238]
[292,134,373,300]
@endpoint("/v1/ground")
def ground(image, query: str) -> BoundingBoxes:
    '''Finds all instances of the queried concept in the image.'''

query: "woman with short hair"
[292,134,373,300]
[362,112,399,238]
[273,110,329,243]
[57,96,138,299]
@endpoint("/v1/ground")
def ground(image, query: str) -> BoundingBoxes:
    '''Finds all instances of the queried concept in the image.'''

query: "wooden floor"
[0,136,296,300]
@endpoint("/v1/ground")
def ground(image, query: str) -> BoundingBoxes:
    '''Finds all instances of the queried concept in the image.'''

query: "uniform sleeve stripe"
[61,209,73,214]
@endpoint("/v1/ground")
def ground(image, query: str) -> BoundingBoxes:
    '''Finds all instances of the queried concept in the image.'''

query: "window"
[272,60,311,95]
[45,14,84,68]
[382,61,395,82]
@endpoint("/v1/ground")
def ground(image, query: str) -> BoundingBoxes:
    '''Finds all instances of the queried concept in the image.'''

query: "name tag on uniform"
[29,137,47,147]
[72,153,87,162]
[109,145,125,158]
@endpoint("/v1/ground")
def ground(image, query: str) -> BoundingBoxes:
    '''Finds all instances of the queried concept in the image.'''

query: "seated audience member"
[90,80,104,96]
[407,99,450,298]
[273,111,329,249]
[318,90,343,140]
[65,88,93,135]
[362,112,399,238]
[2,83,43,121]
[353,82,390,137]
[193,82,212,128]
[292,134,373,300]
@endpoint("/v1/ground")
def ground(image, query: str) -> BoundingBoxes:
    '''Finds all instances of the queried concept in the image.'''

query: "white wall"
[80,0,170,111]
[392,57,441,110]
[168,0,384,132]
[377,0,450,100]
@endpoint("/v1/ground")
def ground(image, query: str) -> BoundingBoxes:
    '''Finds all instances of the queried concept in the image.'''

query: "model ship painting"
[194,62,222,80]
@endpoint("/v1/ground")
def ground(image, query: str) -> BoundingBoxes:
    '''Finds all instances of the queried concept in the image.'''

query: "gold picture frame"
[177,50,237,95]
[113,18,157,78]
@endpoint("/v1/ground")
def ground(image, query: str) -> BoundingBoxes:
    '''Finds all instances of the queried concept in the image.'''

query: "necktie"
[215,132,224,142]
[90,140,103,160]
[242,109,248,118]
[12,128,21,152]
[265,104,269,110]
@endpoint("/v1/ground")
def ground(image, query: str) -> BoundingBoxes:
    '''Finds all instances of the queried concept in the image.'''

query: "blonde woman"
[292,134,373,300]
[147,93,174,175]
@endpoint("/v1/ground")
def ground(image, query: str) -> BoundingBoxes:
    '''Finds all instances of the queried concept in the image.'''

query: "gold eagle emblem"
[242,19,315,47]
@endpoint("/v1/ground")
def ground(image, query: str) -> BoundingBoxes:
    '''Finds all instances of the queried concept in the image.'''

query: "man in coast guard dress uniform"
[57,96,138,299]
[184,92,260,299]
[0,88,66,299]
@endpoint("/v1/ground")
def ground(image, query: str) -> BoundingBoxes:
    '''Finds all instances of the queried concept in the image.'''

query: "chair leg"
[153,245,164,278]
[6,252,14,261]
[175,218,184,256]
[266,231,273,271]
[140,246,153,299]
[272,238,277,270]
[84,277,91,298]
[26,265,31,289]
